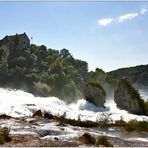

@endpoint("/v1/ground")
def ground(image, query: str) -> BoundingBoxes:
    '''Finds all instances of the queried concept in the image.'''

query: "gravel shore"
[1,134,148,147]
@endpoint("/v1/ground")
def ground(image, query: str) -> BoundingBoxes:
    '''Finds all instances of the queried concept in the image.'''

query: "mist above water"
[0,87,147,122]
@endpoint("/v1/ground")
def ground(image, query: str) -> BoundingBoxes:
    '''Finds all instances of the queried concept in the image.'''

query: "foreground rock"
[32,110,43,118]
[0,117,148,147]
[78,133,96,145]
[0,127,11,144]
[114,78,146,115]
[84,82,106,107]
[3,135,79,147]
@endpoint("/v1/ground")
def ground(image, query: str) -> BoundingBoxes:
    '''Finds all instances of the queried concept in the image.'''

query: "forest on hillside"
[0,33,148,102]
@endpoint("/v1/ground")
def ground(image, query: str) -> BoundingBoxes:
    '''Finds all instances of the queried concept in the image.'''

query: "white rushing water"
[0,87,147,122]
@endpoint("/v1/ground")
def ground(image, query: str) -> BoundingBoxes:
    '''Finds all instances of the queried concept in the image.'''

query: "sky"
[0,2,148,72]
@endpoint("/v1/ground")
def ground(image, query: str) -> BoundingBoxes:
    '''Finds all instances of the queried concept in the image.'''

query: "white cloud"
[118,13,138,23]
[98,8,146,27]
[140,8,147,15]
[98,18,113,26]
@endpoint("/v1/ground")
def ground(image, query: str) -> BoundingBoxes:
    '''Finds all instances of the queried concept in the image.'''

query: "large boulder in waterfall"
[84,82,106,107]
[114,78,146,115]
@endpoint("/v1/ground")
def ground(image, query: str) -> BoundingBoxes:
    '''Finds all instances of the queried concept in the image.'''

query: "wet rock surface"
[84,82,106,107]
[32,110,43,118]
[0,117,148,147]
[114,78,145,115]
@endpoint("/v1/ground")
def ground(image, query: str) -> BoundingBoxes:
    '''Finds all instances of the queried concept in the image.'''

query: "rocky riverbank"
[2,134,148,147]
[0,115,148,147]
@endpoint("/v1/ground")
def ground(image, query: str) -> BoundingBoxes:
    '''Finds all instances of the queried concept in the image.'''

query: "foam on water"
[0,88,147,122]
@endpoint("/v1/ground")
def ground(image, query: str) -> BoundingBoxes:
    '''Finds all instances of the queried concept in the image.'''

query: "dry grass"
[0,127,11,144]
[115,118,127,127]
[125,120,148,132]
[96,135,113,147]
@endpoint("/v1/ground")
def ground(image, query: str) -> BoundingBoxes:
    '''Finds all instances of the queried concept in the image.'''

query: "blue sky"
[0,2,148,72]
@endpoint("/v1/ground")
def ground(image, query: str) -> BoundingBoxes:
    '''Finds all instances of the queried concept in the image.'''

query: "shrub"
[115,117,127,127]
[96,135,113,147]
[124,119,148,131]
[126,120,138,131]
[137,121,148,131]
[0,135,5,145]
[0,127,11,144]
[97,113,113,127]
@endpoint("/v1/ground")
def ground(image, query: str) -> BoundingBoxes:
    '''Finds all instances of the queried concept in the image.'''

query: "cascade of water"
[0,88,147,122]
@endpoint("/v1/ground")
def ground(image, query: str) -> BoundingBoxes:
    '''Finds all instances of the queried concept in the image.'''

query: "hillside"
[107,65,148,89]
[0,33,148,102]
[0,33,88,102]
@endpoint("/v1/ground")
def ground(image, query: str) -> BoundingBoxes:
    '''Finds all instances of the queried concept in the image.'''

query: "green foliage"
[95,135,113,147]
[125,120,148,131]
[117,78,146,115]
[107,64,148,88]
[0,33,90,101]
[86,81,106,96]
[4,33,147,106]
[137,121,148,131]
[119,78,140,100]
[115,117,127,127]
[126,120,138,131]
[60,48,72,59]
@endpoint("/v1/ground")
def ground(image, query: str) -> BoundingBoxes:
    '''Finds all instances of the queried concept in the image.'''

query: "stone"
[78,133,96,145]
[114,78,145,115]
[44,113,54,119]
[32,110,43,118]
[0,45,9,68]
[84,82,106,107]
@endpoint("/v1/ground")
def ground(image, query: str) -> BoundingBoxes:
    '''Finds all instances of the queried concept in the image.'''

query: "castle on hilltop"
[0,32,30,50]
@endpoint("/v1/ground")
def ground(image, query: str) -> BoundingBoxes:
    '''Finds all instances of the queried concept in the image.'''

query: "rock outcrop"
[84,82,106,107]
[114,78,146,115]
[0,45,9,69]
[32,110,43,118]
[78,133,96,145]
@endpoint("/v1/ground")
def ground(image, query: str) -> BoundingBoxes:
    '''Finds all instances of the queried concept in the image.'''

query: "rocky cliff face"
[0,45,9,69]
[114,78,146,115]
[84,82,106,107]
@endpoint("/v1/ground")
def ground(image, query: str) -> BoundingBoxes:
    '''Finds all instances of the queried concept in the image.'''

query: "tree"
[60,48,72,59]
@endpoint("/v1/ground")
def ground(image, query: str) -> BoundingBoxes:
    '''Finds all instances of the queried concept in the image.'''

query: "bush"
[123,119,148,132]
[126,120,138,131]
[137,121,148,131]
[115,117,127,127]
[0,127,11,144]
[97,113,113,127]
[78,133,96,145]
[96,135,113,147]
